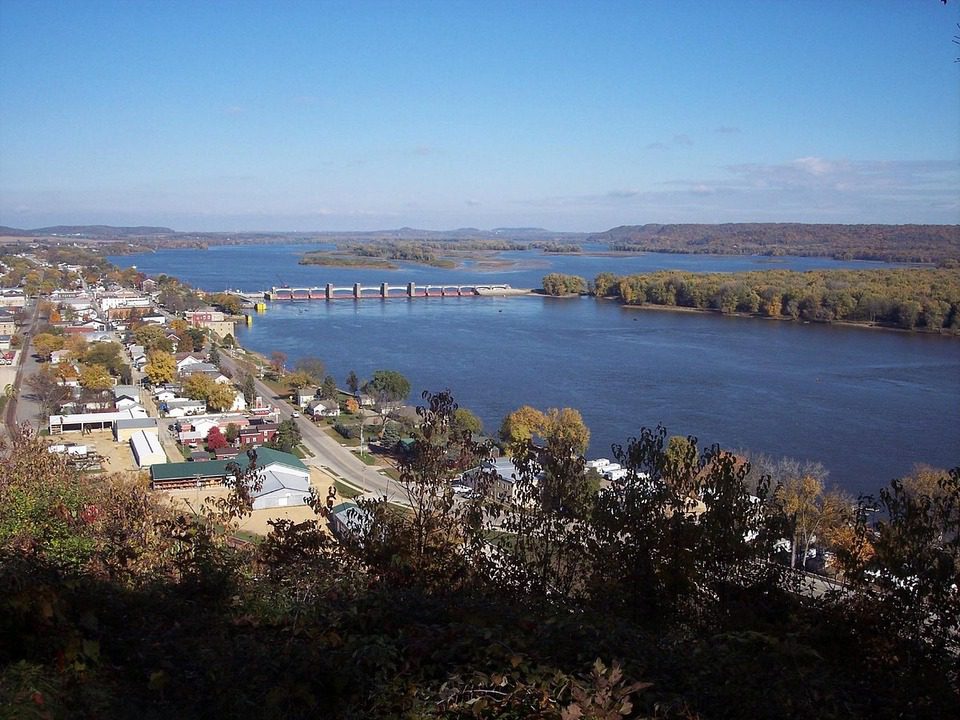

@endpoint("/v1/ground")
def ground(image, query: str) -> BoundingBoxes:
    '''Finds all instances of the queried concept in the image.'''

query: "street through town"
[218,348,411,505]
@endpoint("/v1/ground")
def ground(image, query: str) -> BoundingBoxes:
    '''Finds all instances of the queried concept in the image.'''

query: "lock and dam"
[256,282,525,301]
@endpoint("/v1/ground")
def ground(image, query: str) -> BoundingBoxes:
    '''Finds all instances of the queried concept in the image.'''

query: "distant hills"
[317,226,583,242]
[2,222,957,264]
[588,223,960,264]
[0,225,175,238]
[0,225,579,242]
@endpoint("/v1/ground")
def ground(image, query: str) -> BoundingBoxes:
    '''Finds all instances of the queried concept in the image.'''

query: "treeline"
[542,272,587,295]
[535,243,582,253]
[593,268,960,331]
[337,242,456,268]
[589,223,960,264]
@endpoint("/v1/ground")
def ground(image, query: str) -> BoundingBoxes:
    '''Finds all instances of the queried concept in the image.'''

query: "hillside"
[588,223,960,264]
[32,225,176,237]
[0,226,30,236]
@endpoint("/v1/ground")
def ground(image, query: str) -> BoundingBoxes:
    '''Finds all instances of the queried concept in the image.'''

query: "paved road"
[5,299,43,434]
[218,348,410,504]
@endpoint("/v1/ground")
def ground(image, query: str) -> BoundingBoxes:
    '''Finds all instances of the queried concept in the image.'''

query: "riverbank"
[615,300,959,336]
[477,287,533,296]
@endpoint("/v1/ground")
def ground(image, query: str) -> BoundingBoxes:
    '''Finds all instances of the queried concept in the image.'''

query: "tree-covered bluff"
[588,223,960,264]
[589,267,960,331]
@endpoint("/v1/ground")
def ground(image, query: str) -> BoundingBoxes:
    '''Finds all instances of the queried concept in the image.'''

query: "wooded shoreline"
[538,268,960,336]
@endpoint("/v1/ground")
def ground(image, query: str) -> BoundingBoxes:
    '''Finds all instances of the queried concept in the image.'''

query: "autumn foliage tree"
[31,332,64,361]
[541,273,587,296]
[206,426,228,451]
[183,373,235,412]
[144,350,176,385]
[79,364,114,392]
[776,473,847,569]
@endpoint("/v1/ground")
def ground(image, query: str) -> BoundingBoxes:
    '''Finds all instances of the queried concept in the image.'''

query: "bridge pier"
[381,282,388,298]
[326,283,333,300]
[407,282,416,298]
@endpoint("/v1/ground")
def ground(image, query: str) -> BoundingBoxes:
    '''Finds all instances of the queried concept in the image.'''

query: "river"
[111,244,960,496]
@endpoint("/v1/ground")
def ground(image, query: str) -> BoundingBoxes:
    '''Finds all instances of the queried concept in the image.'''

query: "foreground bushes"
[1,408,957,719]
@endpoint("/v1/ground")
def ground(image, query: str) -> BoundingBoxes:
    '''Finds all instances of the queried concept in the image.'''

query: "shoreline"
[613,299,957,336]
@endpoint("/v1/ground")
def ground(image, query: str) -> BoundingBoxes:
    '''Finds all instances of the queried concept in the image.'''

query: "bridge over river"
[264,282,516,300]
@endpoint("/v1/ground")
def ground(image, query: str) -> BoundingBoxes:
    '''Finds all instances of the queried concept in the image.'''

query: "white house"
[295,388,316,408]
[116,396,142,411]
[191,418,219,438]
[73,319,106,333]
[176,355,205,373]
[87,331,115,343]
[154,389,178,403]
[308,399,340,418]
[113,385,140,402]
[164,399,206,417]
[229,390,247,413]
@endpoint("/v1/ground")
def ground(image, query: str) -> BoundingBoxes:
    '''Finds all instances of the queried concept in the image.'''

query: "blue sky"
[1,0,957,231]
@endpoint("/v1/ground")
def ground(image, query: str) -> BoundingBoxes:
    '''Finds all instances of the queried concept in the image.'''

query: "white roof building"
[130,430,166,468]
[252,463,312,510]
[49,406,149,434]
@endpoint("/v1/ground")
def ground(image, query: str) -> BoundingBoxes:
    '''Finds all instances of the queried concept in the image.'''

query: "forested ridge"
[588,224,960,264]
[1,392,957,719]
[588,268,960,331]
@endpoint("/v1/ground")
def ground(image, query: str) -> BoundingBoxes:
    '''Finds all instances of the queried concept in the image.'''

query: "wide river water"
[111,243,960,496]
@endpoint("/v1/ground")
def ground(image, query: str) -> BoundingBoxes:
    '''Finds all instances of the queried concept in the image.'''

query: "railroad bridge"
[267,282,512,300]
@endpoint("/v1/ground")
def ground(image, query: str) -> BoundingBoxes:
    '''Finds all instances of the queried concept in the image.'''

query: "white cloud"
[791,156,836,176]
[517,158,960,224]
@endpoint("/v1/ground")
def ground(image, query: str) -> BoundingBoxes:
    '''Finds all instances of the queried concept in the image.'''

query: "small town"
[0,246,470,541]
[1,3,957,718]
